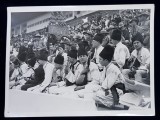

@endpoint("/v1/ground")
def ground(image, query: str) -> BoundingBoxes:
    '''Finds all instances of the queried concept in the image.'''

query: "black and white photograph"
[5,5,155,117]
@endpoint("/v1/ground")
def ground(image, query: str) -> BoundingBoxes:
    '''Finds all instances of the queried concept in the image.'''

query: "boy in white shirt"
[64,49,83,86]
[74,48,100,90]
[111,29,130,70]
[83,45,125,107]
[91,33,104,70]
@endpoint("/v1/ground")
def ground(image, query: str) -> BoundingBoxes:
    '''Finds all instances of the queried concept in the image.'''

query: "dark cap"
[99,45,115,62]
[110,29,121,41]
[68,49,78,59]
[93,33,105,44]
[132,32,143,44]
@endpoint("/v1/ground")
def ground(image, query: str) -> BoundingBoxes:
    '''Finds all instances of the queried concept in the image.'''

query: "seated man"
[122,32,150,84]
[64,49,83,86]
[27,48,54,92]
[83,45,125,107]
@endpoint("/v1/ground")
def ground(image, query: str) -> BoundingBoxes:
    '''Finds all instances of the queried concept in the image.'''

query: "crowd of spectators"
[9,9,151,109]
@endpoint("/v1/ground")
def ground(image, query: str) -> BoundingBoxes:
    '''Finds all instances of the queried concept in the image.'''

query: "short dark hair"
[37,48,48,61]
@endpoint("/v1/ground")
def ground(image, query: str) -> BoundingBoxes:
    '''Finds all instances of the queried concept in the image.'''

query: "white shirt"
[43,36,48,47]
[72,62,83,81]
[82,62,100,82]
[10,62,29,81]
[105,19,110,28]
[100,63,124,89]
[131,47,150,71]
[66,61,83,83]
[20,62,28,74]
[10,45,13,51]
[39,62,54,90]
[93,45,104,65]
[22,67,34,78]
[10,68,20,81]
[12,48,18,57]
[113,42,130,69]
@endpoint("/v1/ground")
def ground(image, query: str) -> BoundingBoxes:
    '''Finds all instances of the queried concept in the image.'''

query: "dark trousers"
[21,84,37,91]
[110,83,126,105]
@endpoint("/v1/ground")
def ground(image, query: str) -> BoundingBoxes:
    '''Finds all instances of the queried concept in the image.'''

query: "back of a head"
[68,49,78,59]
[17,52,27,62]
[27,56,37,67]
[110,29,121,41]
[93,33,105,44]
[78,47,88,57]
[13,58,20,66]
[37,48,49,61]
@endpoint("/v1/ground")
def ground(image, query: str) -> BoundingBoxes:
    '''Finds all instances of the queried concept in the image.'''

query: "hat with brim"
[100,29,109,35]
[83,31,93,37]
[60,36,71,46]
[34,33,41,38]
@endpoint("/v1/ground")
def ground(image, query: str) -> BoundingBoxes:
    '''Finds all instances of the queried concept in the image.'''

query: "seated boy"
[74,47,100,90]
[82,45,125,107]
[27,49,54,93]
